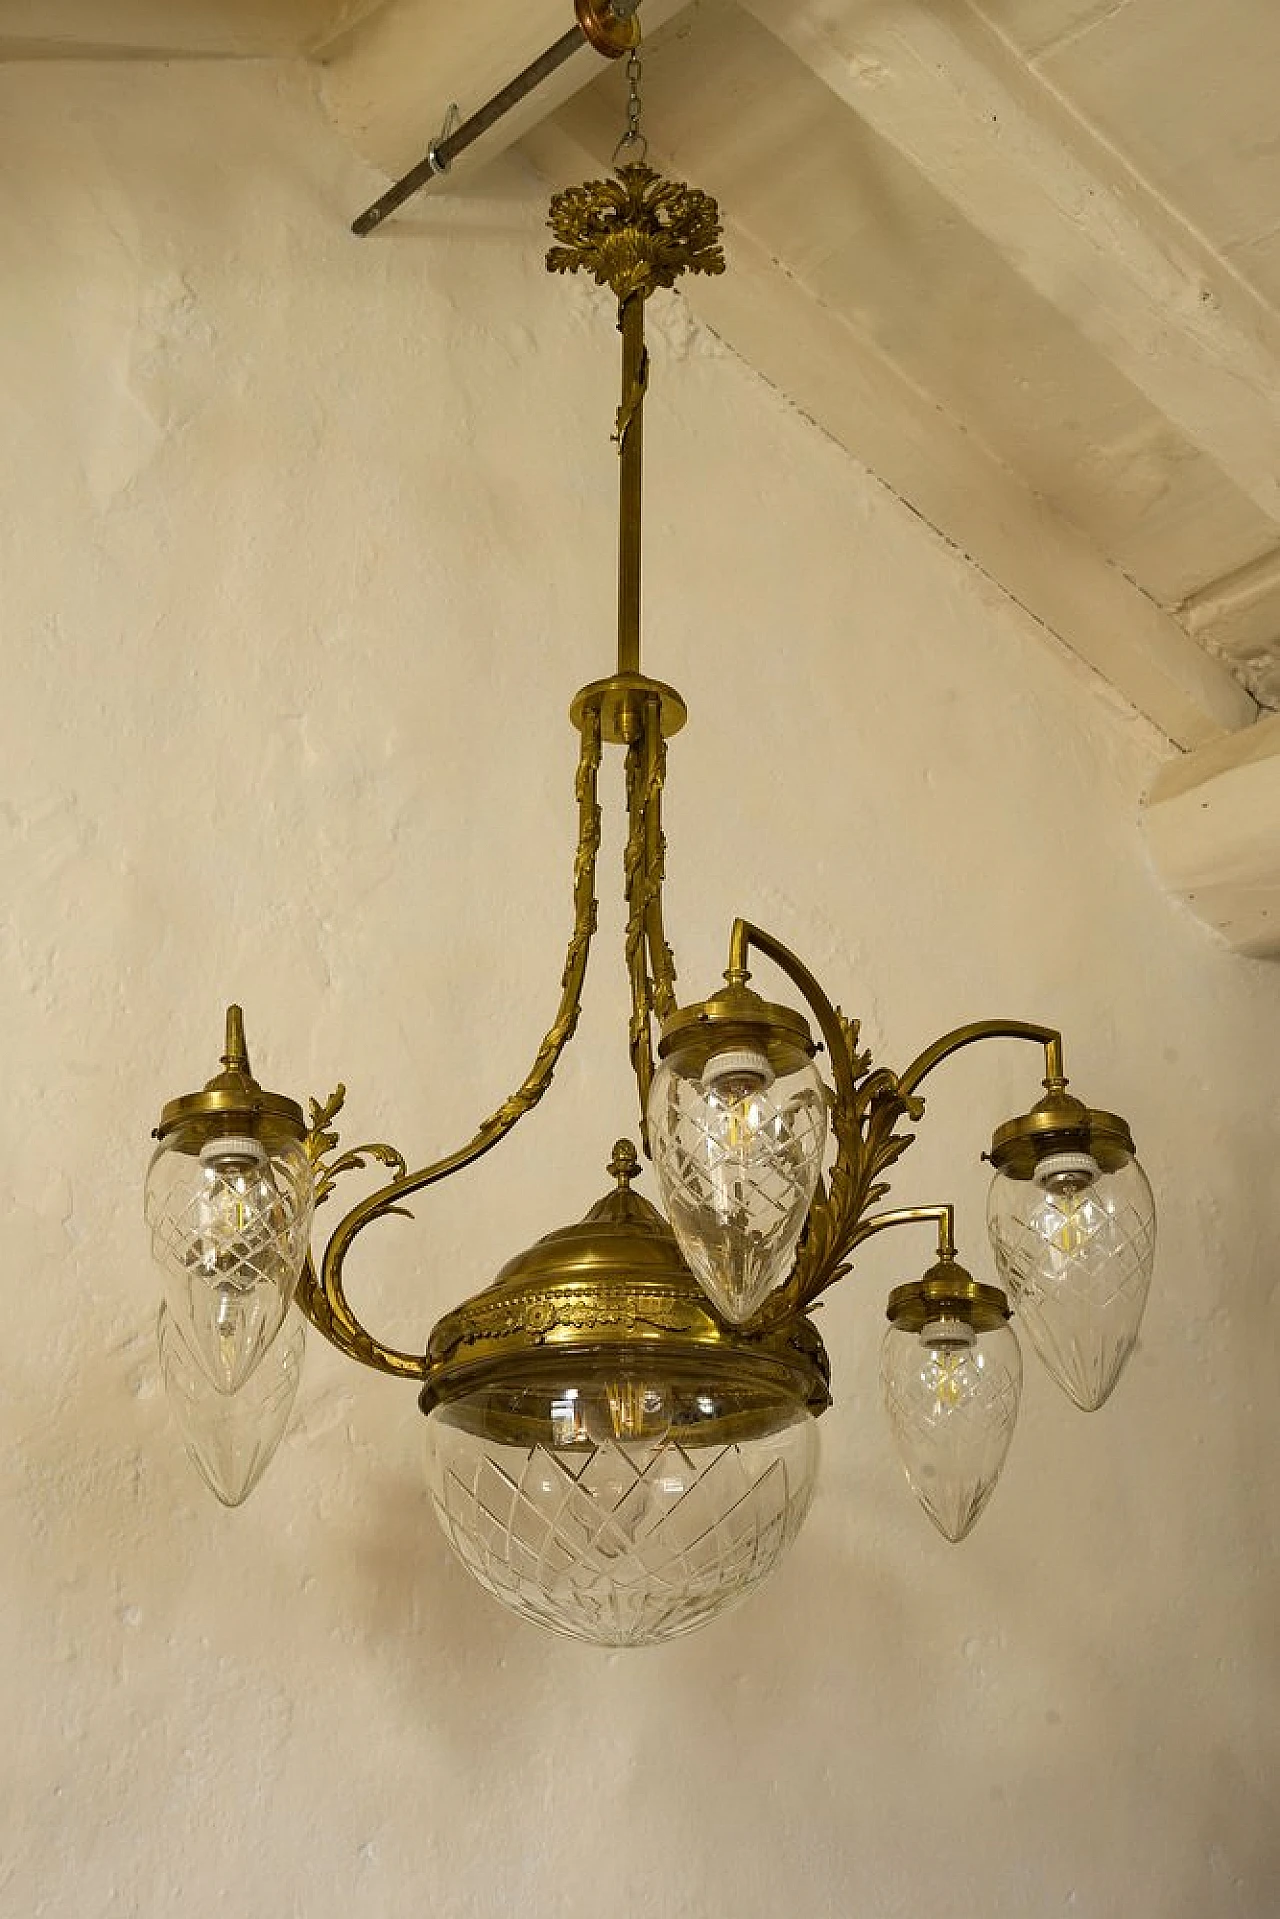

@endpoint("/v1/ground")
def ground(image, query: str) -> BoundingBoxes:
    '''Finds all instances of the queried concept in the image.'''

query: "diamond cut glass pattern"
[987,1155,1155,1412]
[881,1321,1022,1542]
[648,1056,828,1323]
[425,1380,819,1644]
[158,1301,306,1506]
[145,1129,314,1394]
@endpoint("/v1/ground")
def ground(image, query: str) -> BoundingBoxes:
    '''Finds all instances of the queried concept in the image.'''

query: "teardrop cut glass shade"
[880,1318,1022,1542]
[987,1152,1155,1412]
[648,1050,827,1323]
[158,1302,305,1507]
[145,1128,314,1394]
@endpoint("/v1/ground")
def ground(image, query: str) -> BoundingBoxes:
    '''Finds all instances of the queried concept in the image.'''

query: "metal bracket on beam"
[351,0,642,236]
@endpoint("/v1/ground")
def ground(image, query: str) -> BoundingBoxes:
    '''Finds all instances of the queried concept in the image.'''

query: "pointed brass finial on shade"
[221,1003,250,1077]
[154,1004,306,1145]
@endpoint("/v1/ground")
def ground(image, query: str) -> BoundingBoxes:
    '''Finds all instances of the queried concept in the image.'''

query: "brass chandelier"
[145,82,1156,1646]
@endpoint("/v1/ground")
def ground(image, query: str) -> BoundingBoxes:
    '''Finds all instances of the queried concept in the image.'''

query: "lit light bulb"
[1029,1150,1102,1257]
[146,1127,312,1395]
[987,1147,1155,1412]
[881,1311,1022,1543]
[650,1044,826,1324]
[184,1136,294,1389]
[919,1314,977,1407]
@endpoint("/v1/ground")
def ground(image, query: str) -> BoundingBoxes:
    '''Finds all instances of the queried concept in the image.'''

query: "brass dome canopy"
[420,1141,831,1432]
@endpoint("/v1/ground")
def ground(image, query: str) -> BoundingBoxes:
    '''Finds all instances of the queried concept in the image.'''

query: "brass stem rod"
[617,293,647,676]
[897,1020,1064,1099]
[853,1204,956,1262]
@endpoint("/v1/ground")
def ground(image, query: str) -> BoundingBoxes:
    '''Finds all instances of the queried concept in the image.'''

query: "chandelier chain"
[612,41,647,169]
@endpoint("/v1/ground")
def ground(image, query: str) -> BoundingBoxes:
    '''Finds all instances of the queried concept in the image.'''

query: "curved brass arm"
[728,919,859,1115]
[305,712,604,1379]
[853,1203,955,1261]
[729,924,1071,1336]
[729,919,922,1333]
[899,1020,1064,1097]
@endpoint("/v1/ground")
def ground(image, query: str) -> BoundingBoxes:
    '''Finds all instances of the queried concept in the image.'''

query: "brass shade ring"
[155,1089,307,1147]
[886,1267,1012,1335]
[988,1106,1136,1178]
[570,673,687,743]
[656,982,816,1080]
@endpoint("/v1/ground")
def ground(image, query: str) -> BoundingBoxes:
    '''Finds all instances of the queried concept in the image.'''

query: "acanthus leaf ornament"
[546,163,726,305]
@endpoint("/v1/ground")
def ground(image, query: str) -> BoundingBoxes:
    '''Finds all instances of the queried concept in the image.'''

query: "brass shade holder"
[153,159,1140,1463]
[989,1087,1136,1179]
[155,1004,306,1148]
[886,1258,1012,1337]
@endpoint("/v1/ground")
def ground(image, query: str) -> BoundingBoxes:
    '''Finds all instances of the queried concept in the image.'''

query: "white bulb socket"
[701,1047,775,1096]
[921,1315,977,1351]
[1033,1150,1101,1191]
[200,1134,269,1167]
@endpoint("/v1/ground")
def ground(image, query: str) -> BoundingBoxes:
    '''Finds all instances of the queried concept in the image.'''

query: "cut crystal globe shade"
[158,1301,306,1506]
[648,1046,827,1323]
[987,1149,1155,1411]
[145,1126,314,1394]
[880,1315,1022,1542]
[425,1370,819,1645]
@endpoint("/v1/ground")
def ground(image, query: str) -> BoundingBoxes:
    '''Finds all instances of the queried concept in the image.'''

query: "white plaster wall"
[2,58,1277,1919]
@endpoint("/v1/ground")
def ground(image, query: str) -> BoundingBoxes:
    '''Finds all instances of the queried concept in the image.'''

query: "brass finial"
[154,1002,306,1144]
[608,1138,640,1189]
[222,1004,250,1077]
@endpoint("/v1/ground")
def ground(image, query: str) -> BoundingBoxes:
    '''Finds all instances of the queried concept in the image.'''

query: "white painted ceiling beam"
[522,111,1256,752]
[1182,547,1280,711]
[1143,711,1280,958]
[739,0,1280,529]
[318,0,693,182]
[0,0,335,57]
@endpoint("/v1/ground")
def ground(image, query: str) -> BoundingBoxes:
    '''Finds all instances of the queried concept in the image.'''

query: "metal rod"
[616,294,647,675]
[897,1019,1065,1099]
[352,23,586,236]
[854,1204,957,1262]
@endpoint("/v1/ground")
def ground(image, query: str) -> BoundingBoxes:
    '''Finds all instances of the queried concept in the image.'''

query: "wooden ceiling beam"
[522,109,1256,751]
[739,0,1280,530]
[1182,548,1280,711]
[1143,711,1280,958]
[0,0,335,57]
